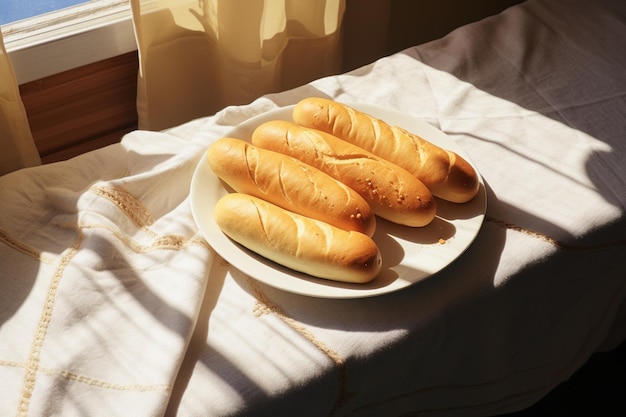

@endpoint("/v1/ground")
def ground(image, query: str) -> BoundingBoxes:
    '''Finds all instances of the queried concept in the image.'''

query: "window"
[2,0,136,84]
[0,0,90,25]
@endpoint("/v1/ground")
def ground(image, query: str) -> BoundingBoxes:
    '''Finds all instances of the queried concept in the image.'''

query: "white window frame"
[2,0,137,85]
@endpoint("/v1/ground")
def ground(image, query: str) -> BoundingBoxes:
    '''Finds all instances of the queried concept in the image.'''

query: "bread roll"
[292,97,479,203]
[207,137,376,236]
[251,120,436,227]
[214,193,382,283]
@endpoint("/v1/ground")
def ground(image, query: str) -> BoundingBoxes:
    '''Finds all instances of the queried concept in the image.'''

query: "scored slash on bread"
[214,193,382,283]
[251,120,437,228]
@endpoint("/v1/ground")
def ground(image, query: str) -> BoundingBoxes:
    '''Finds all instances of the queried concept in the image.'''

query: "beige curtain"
[131,0,346,131]
[0,30,40,176]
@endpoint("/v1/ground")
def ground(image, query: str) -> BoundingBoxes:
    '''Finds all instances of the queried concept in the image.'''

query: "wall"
[19,52,138,164]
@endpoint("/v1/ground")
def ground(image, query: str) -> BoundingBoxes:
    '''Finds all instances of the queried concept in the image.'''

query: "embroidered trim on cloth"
[0,228,55,264]
[17,233,83,417]
[247,277,354,412]
[11,184,203,416]
[90,185,155,229]
[485,217,626,250]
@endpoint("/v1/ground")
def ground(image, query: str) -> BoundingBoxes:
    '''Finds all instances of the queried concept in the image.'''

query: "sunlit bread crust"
[207,138,376,237]
[251,120,436,227]
[214,193,382,283]
[293,97,479,203]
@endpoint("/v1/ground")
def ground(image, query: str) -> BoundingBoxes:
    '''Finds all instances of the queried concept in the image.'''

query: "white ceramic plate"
[190,102,486,298]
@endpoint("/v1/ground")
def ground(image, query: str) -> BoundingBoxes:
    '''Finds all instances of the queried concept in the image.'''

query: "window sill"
[2,0,137,85]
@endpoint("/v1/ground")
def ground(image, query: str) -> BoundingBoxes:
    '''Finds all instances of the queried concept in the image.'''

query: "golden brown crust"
[207,138,376,236]
[214,193,382,283]
[293,97,479,203]
[251,120,436,227]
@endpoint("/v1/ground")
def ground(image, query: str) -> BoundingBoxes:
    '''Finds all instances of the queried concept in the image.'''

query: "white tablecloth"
[1,0,625,416]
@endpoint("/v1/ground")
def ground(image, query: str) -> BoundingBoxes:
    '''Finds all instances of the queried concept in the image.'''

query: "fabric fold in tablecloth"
[0,115,235,415]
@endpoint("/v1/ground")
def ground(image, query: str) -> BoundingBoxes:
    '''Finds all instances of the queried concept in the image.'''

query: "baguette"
[207,137,376,236]
[251,120,436,227]
[292,97,479,203]
[214,193,382,283]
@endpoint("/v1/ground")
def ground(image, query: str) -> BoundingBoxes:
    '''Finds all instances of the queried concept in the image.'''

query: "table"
[1,0,624,416]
